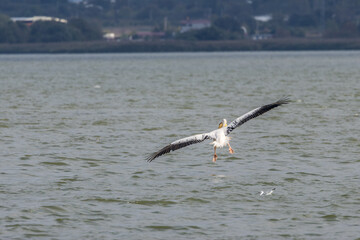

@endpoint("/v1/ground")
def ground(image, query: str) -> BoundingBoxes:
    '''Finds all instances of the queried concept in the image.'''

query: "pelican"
[147,97,290,162]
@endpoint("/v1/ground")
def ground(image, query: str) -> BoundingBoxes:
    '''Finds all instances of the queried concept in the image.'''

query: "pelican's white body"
[208,127,230,148]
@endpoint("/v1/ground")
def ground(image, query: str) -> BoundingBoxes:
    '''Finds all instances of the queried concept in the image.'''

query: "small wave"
[42,205,67,213]
[40,161,68,166]
[142,127,163,131]
[82,197,125,203]
[321,214,338,221]
[129,200,177,206]
[183,197,211,203]
[145,225,190,231]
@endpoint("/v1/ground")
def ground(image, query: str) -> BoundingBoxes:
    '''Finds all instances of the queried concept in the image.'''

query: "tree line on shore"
[1,0,360,44]
[0,14,102,43]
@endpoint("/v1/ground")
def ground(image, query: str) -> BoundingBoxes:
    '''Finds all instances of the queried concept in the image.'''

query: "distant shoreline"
[1,38,360,54]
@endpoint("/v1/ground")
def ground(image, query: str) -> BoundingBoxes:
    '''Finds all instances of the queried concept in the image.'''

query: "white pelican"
[147,97,290,162]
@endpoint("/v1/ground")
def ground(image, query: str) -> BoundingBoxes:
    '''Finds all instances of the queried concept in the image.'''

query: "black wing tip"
[275,96,291,105]
[146,152,160,163]
[146,144,172,163]
[146,155,155,162]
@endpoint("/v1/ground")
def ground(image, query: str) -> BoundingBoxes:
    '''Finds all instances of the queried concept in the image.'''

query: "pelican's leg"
[228,143,234,154]
[212,147,218,162]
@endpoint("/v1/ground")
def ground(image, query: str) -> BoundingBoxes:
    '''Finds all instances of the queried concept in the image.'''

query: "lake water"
[0,51,359,239]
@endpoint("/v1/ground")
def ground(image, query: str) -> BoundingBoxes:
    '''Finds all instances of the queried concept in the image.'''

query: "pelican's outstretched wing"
[147,133,213,162]
[226,97,290,135]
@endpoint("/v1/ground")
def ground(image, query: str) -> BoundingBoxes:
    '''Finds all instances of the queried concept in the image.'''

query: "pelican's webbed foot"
[212,154,217,162]
[229,147,234,154]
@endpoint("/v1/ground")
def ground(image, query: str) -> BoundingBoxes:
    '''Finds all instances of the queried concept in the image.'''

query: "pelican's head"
[218,119,227,128]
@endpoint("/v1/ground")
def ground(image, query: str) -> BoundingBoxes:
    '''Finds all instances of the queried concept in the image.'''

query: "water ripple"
[1,52,360,239]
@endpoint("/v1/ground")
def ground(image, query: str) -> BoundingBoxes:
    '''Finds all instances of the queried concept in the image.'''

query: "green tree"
[0,14,28,43]
[177,26,224,41]
[29,21,76,42]
[289,14,317,27]
[213,17,240,32]
[68,18,103,40]
[27,18,103,43]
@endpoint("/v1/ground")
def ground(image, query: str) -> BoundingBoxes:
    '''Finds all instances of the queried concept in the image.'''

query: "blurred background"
[0,0,360,48]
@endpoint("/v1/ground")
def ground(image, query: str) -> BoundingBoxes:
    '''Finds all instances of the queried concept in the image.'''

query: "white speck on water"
[260,188,276,196]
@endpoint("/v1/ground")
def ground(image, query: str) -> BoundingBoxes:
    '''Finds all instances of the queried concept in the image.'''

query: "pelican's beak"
[221,119,227,128]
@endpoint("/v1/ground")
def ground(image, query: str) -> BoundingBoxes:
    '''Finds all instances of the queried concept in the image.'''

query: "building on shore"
[11,16,68,26]
[180,19,211,33]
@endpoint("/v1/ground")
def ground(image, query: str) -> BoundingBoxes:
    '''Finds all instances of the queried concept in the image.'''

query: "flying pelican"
[147,97,290,162]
